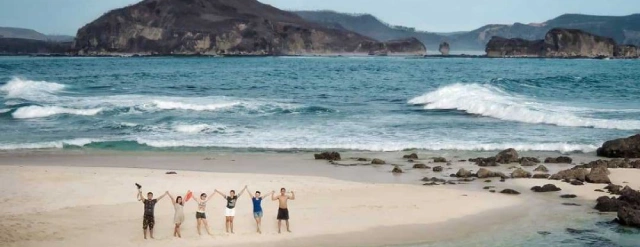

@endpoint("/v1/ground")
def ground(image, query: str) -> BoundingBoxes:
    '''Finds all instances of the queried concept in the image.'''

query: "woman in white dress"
[167,192,185,238]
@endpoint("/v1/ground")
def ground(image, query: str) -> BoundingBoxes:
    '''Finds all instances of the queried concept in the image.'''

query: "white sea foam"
[173,124,226,134]
[12,106,103,119]
[152,100,241,111]
[0,108,10,113]
[408,83,640,130]
[0,138,99,150]
[0,77,66,99]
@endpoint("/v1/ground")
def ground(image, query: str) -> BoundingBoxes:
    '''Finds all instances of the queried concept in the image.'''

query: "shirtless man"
[136,188,167,239]
[272,187,295,233]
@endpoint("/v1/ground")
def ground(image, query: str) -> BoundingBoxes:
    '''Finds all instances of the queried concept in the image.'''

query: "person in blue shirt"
[245,187,274,234]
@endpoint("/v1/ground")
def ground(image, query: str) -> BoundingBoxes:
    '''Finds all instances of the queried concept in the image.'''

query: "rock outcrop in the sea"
[73,0,426,56]
[486,28,639,58]
[597,134,640,158]
[576,159,640,169]
[438,42,450,55]
[314,152,341,161]
[595,186,640,228]
[544,156,572,164]
[0,38,72,54]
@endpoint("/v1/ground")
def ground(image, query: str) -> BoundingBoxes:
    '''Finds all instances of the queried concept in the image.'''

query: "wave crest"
[12,106,103,119]
[408,83,640,130]
[0,77,66,99]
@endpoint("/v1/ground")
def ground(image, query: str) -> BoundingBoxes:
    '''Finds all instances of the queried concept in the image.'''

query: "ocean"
[1,56,638,152]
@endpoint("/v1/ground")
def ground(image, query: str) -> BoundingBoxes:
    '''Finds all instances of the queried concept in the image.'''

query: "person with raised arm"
[135,184,167,239]
[193,190,215,236]
[272,187,295,233]
[214,186,247,234]
[166,192,185,238]
[245,186,275,233]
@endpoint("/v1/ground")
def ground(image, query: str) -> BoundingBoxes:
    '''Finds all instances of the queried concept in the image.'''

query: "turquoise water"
[0,56,639,152]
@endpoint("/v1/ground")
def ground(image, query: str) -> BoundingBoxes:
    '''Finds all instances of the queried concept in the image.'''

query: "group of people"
[136,184,295,239]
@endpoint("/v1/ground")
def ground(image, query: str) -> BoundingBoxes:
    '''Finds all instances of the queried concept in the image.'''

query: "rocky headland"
[486,28,639,58]
[72,0,426,56]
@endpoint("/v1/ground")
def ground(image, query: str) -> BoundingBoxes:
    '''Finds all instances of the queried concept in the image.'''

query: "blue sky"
[1,0,638,35]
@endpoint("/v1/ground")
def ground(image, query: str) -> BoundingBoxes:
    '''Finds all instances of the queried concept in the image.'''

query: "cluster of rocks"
[576,159,640,169]
[596,134,640,158]
[595,186,640,228]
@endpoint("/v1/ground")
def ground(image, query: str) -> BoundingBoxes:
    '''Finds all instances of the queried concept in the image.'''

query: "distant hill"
[295,11,640,51]
[0,27,74,42]
[294,10,444,51]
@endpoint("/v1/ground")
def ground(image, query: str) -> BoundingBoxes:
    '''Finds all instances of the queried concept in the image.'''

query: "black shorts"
[196,212,206,219]
[143,214,155,229]
[277,208,289,220]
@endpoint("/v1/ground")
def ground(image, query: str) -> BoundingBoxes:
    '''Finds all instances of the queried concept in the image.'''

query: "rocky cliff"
[73,0,425,56]
[486,28,638,58]
[0,38,72,54]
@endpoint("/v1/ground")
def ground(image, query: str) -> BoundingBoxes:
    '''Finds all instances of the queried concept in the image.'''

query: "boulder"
[561,194,577,198]
[403,153,418,159]
[531,184,562,192]
[412,163,429,169]
[570,180,584,186]
[578,159,632,169]
[455,168,473,178]
[422,177,446,183]
[433,157,447,163]
[619,186,640,206]
[550,168,588,181]
[595,196,629,212]
[585,165,611,184]
[483,186,495,190]
[475,157,498,167]
[617,207,640,227]
[534,165,549,173]
[433,166,443,172]
[520,159,538,167]
[495,148,519,164]
[165,171,177,175]
[500,189,520,195]
[605,184,623,195]
[519,157,540,165]
[439,42,450,55]
[476,168,499,178]
[597,134,640,158]
[544,156,572,164]
[355,157,369,161]
[511,168,532,178]
[392,165,403,173]
[371,158,386,165]
[423,182,439,186]
[532,174,550,179]
[314,152,341,160]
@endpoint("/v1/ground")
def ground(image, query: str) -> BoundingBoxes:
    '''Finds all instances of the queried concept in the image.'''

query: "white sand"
[0,165,522,247]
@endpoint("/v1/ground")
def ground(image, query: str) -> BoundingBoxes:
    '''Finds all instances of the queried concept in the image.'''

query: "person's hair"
[280,188,286,192]
[230,190,235,194]
[147,192,153,195]
[200,193,207,197]
[176,196,183,205]
[256,191,261,194]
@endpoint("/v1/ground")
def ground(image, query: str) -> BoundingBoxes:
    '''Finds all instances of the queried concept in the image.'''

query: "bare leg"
[225,217,230,233]
[203,219,213,236]
[143,228,148,239]
[255,217,262,233]
[286,220,291,233]
[197,219,202,236]
[176,223,182,238]
[230,216,235,233]
[149,227,154,239]
[277,220,282,234]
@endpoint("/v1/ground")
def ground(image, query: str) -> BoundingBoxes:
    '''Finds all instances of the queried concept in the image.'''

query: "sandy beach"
[1,151,639,247]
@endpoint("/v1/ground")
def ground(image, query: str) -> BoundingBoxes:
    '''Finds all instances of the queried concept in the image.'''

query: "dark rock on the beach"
[489,190,496,193]
[433,166,443,172]
[595,196,630,212]
[533,174,550,179]
[561,194,577,198]
[423,182,439,186]
[484,180,492,183]
[455,168,473,178]
[570,180,584,186]
[483,186,495,190]
[534,165,549,173]
[508,166,518,169]
[472,157,498,167]
[371,158,386,165]
[500,178,506,182]
[579,159,627,169]
[446,181,456,185]
[619,186,640,206]
[550,168,588,181]
[449,174,456,177]
[391,165,403,173]
[496,148,519,164]
[356,157,369,162]
[500,189,520,195]
[403,153,419,159]
[166,171,177,175]
[476,168,506,178]
[605,184,623,195]
[544,156,573,164]
[563,203,581,206]
[433,157,447,163]
[422,177,446,183]
[595,189,605,192]
[585,165,611,184]
[314,152,341,161]
[458,159,467,162]
[511,168,532,178]
[531,184,562,192]
[519,157,540,166]
[412,163,429,169]
[617,206,640,227]
[597,134,640,158]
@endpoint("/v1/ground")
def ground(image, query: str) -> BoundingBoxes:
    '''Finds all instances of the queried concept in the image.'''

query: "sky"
[1,0,639,35]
